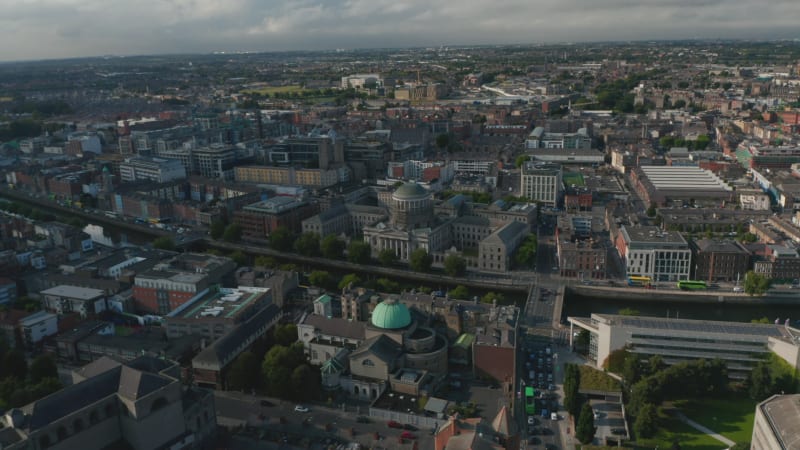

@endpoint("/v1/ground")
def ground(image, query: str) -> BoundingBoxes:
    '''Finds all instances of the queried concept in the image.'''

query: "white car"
[527,416,535,425]
[294,405,310,413]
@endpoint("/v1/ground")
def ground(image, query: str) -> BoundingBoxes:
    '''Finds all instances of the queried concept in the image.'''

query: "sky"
[1,0,799,61]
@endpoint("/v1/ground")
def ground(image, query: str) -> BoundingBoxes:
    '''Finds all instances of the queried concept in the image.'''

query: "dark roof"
[118,366,171,401]
[193,303,282,368]
[350,334,402,364]
[302,314,366,340]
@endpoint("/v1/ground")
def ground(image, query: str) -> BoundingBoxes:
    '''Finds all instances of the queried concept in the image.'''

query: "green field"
[675,398,756,444]
[241,85,307,95]
[563,172,586,187]
[636,413,728,450]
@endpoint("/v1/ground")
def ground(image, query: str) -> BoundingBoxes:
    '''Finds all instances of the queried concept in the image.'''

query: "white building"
[525,127,591,149]
[520,162,562,207]
[120,156,187,183]
[618,226,691,282]
[752,394,800,450]
[40,285,108,318]
[341,74,383,89]
[19,310,58,348]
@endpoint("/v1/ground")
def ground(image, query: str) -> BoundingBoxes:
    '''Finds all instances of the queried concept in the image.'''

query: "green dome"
[393,182,428,200]
[371,299,412,329]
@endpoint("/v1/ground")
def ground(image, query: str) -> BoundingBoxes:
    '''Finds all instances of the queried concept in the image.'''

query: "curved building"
[390,182,434,231]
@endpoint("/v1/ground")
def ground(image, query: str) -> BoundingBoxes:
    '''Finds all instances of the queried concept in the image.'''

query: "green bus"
[524,386,536,415]
[677,280,707,290]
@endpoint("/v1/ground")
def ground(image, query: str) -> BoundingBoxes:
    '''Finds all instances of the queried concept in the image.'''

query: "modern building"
[234,165,347,188]
[568,313,789,379]
[630,165,734,206]
[19,311,58,350]
[234,197,320,239]
[520,162,563,207]
[0,277,17,306]
[40,285,107,318]
[616,226,691,282]
[133,253,236,315]
[164,286,272,340]
[267,137,342,170]
[0,356,216,450]
[341,74,383,89]
[752,394,800,450]
[690,239,750,282]
[119,156,187,183]
[525,126,591,149]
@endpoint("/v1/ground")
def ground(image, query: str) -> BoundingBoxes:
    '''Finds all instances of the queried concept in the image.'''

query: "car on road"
[260,400,275,407]
[527,416,535,425]
[356,416,371,423]
[611,428,627,435]
[528,437,540,445]
[402,424,418,431]
[387,420,403,429]
[400,431,417,440]
[293,405,310,413]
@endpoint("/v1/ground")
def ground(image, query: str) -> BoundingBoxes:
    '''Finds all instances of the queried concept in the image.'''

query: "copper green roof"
[393,182,428,200]
[370,299,411,329]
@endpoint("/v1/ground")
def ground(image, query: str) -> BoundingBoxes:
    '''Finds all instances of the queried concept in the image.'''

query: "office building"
[234,197,319,239]
[520,162,562,207]
[119,157,187,183]
[40,285,107,318]
[616,226,691,282]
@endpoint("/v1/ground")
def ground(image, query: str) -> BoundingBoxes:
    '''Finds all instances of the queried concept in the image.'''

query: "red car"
[387,420,403,429]
[400,431,417,440]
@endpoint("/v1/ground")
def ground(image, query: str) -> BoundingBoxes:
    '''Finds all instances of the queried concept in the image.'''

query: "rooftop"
[587,313,789,339]
[638,166,732,193]
[759,394,800,449]
[169,286,270,320]
[40,285,105,300]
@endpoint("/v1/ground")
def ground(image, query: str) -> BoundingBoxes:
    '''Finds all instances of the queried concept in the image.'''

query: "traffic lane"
[215,393,431,448]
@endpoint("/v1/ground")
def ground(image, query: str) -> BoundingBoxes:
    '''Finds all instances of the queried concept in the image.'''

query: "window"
[362,359,375,367]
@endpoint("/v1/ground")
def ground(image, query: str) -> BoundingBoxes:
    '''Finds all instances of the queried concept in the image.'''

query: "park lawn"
[578,365,621,392]
[635,414,728,450]
[674,398,757,444]
[241,85,307,95]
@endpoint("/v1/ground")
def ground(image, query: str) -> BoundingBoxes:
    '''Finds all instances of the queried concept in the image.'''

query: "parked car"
[294,405,310,413]
[356,416,371,424]
[387,420,403,429]
[260,399,275,407]
[527,416,535,425]
[400,431,417,440]
[402,424,418,431]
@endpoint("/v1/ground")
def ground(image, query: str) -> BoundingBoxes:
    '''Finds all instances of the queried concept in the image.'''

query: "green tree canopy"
[744,270,771,296]
[378,248,398,266]
[320,234,345,260]
[273,324,298,346]
[444,254,466,277]
[293,232,320,256]
[633,402,658,438]
[409,248,432,272]
[222,223,242,242]
[209,220,226,239]
[347,240,372,264]
[152,237,175,251]
[254,255,277,268]
[269,226,294,251]
[448,285,469,300]
[227,351,261,391]
[515,234,537,267]
[228,250,248,267]
[28,355,57,384]
[308,270,334,290]
[481,292,505,304]
[575,403,596,444]
[1,350,27,380]
[338,273,361,290]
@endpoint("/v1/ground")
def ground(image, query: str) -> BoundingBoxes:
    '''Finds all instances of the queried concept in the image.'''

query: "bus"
[627,276,652,287]
[524,386,536,415]
[677,280,707,290]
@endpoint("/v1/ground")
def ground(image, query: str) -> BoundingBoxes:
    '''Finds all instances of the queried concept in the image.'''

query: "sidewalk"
[673,411,735,448]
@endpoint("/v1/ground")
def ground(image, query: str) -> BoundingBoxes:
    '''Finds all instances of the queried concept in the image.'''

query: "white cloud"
[1,0,799,61]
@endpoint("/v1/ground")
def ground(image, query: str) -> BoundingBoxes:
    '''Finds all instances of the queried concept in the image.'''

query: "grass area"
[241,85,307,95]
[635,413,728,450]
[563,172,586,187]
[578,365,622,392]
[674,398,757,444]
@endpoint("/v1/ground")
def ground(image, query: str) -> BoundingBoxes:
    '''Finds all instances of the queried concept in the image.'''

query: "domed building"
[363,182,450,261]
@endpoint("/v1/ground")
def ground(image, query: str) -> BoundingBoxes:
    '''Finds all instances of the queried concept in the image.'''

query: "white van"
[550,412,558,420]
[733,286,744,293]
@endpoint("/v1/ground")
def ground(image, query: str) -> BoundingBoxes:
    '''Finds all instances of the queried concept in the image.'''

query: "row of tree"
[562,363,597,444]
[0,340,62,410]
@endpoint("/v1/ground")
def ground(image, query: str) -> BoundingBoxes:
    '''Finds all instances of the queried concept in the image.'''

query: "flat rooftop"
[172,286,270,320]
[578,313,789,339]
[639,166,732,192]
[760,394,800,449]
[623,226,687,244]
[40,285,105,300]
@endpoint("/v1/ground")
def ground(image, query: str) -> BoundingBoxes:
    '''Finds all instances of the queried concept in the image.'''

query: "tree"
[634,403,658,438]
[209,220,226,239]
[28,355,57,384]
[320,235,345,260]
[744,270,771,296]
[290,364,319,402]
[227,351,261,391]
[622,354,642,386]
[308,270,333,289]
[262,343,306,398]
[515,154,529,168]
[269,226,294,251]
[347,240,372,264]
[646,202,657,217]
[448,285,469,300]
[378,248,398,266]
[222,223,242,242]
[481,292,504,304]
[444,254,466,277]
[604,348,631,373]
[575,403,596,444]
[435,133,450,150]
[338,273,361,290]
[293,232,320,256]
[228,250,248,267]
[153,236,175,251]
[409,249,432,272]
[515,235,537,267]
[695,134,711,150]
[748,362,773,401]
[254,256,277,268]
[1,350,27,380]
[376,278,400,293]
[563,364,582,418]
[273,324,298,346]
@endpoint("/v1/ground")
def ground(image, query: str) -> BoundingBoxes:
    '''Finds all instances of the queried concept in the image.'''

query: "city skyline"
[2,0,800,62]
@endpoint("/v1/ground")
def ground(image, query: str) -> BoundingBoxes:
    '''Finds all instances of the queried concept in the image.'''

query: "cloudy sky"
[1,0,799,61]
